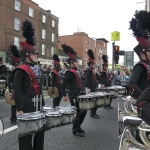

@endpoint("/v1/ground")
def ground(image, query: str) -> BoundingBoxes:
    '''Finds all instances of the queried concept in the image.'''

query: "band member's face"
[29,53,38,63]
[73,61,79,68]
[104,66,108,70]
[146,51,150,61]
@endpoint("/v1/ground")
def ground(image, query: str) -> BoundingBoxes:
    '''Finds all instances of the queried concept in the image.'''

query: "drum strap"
[53,70,61,85]
[70,69,82,90]
[19,65,41,96]
[89,69,98,84]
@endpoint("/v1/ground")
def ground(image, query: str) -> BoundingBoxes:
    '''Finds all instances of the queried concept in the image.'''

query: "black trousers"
[105,97,113,107]
[68,91,87,132]
[19,130,45,150]
[90,87,97,116]
[53,89,62,108]
[10,105,16,122]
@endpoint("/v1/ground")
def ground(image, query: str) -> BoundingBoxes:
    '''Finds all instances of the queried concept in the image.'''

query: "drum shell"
[104,95,110,105]
[17,112,45,138]
[95,96,105,107]
[45,110,61,130]
[55,106,76,125]
[77,97,95,111]
[0,80,6,89]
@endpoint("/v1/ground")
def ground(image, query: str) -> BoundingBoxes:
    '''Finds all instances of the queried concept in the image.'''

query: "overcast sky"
[32,0,145,63]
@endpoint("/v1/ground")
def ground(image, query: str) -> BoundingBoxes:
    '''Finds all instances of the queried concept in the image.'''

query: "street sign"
[124,51,134,67]
[119,51,125,55]
[111,31,120,41]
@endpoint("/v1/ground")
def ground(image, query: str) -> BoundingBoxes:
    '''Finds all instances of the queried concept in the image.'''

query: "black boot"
[73,130,84,137]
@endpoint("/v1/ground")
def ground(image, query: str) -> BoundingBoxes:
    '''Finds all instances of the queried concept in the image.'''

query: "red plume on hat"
[87,49,94,65]
[20,19,36,58]
[102,55,108,67]
[129,10,150,55]
[10,45,21,64]
[53,54,60,66]
[61,44,77,64]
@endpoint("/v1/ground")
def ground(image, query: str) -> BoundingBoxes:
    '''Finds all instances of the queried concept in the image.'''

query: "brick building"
[58,32,109,71]
[0,0,58,65]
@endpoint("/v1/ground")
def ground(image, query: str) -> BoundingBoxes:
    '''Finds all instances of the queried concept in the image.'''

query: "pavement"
[0,90,120,150]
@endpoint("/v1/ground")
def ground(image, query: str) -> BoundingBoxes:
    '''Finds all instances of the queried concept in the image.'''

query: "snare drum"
[88,92,106,107]
[107,87,118,97]
[45,110,61,130]
[77,94,95,111]
[55,106,77,125]
[0,80,6,89]
[17,111,45,138]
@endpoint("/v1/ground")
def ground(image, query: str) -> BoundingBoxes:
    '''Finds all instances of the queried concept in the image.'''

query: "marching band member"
[8,45,21,125]
[13,19,45,150]
[127,10,150,144]
[61,44,87,137]
[100,55,113,109]
[85,49,99,118]
[51,54,62,108]
[131,10,150,126]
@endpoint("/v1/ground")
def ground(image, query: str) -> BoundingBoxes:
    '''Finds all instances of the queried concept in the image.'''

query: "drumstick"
[36,95,38,111]
[34,96,35,107]
[40,95,42,109]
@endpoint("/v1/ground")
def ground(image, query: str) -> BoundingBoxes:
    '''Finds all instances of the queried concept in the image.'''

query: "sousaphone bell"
[48,87,59,98]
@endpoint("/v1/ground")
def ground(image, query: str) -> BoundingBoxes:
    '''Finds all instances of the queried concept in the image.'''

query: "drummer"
[0,58,8,96]
[7,45,21,125]
[100,55,113,109]
[61,44,87,137]
[13,19,45,150]
[51,54,62,108]
[85,49,100,118]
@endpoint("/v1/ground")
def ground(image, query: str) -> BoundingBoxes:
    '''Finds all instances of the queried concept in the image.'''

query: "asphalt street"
[0,91,120,150]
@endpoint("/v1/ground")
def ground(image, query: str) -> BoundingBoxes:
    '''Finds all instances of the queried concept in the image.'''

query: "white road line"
[4,125,18,134]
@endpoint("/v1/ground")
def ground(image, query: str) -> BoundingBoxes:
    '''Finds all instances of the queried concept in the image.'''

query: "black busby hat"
[87,49,94,66]
[10,45,21,65]
[102,55,108,67]
[20,19,37,59]
[129,10,150,55]
[53,54,60,66]
[61,44,78,64]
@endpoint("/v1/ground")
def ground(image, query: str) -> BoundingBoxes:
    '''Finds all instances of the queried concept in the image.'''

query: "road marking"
[4,125,18,134]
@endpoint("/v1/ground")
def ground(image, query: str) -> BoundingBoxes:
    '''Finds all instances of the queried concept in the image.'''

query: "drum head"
[0,117,4,139]
[46,110,62,117]
[17,111,45,120]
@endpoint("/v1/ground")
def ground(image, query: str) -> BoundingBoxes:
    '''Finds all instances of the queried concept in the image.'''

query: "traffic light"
[114,45,120,64]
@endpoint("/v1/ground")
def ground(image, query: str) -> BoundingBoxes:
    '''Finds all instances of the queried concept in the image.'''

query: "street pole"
[147,0,150,11]
[112,42,115,71]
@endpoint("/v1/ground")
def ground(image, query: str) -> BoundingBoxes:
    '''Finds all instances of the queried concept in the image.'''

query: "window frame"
[29,7,34,18]
[52,20,55,28]
[42,15,46,23]
[14,0,21,11]
[14,36,20,49]
[42,29,46,39]
[42,44,45,56]
[52,33,55,42]
[14,18,20,31]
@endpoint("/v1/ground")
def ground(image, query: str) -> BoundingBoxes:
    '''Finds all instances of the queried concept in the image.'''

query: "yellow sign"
[111,31,120,41]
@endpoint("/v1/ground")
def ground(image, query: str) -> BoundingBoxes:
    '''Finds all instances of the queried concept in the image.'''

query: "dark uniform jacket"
[85,69,98,91]
[13,62,44,113]
[127,60,149,99]
[61,69,81,97]
[100,71,110,87]
[51,70,61,89]
[8,71,14,93]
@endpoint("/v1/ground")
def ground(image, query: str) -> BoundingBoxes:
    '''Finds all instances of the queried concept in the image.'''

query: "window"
[29,7,34,17]
[14,36,19,48]
[51,47,54,56]
[14,18,20,31]
[14,0,21,11]
[42,15,46,23]
[86,48,88,52]
[52,20,55,27]
[52,33,55,42]
[42,29,46,39]
[42,44,45,56]
[86,40,87,43]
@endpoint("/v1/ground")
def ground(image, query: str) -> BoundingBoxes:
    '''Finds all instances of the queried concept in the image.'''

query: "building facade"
[0,0,58,65]
[58,32,109,71]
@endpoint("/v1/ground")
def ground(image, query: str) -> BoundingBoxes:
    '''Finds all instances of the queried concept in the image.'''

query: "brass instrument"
[47,87,59,98]
[119,125,150,150]
[5,88,15,106]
